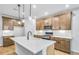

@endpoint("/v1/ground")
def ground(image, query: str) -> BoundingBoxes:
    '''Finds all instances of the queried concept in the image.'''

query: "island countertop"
[11,37,56,54]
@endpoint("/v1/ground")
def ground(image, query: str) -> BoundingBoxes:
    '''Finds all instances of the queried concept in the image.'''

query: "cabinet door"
[36,21,40,30]
[52,17,60,30]
[40,20,44,30]
[54,37,70,53]
[36,20,44,30]
[60,39,70,53]
[44,17,52,26]
[66,13,72,30]
[59,12,71,30]
[59,14,67,29]
[54,38,61,50]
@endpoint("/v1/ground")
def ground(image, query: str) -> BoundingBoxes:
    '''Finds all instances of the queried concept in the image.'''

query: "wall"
[35,30,72,37]
[25,17,36,39]
[14,26,25,37]
[71,9,79,52]
[0,14,3,46]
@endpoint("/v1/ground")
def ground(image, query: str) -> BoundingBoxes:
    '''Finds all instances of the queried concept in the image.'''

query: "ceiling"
[0,4,79,19]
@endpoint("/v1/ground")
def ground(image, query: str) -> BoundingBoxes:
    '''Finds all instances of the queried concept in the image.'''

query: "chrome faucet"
[27,31,32,40]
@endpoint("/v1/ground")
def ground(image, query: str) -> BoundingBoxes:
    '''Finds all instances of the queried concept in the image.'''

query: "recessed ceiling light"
[32,5,36,8]
[44,12,48,16]
[65,4,70,8]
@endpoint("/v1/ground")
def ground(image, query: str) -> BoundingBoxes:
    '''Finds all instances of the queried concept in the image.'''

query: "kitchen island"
[11,37,56,55]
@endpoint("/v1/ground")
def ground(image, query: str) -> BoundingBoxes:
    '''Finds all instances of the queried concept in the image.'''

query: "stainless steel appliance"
[42,32,53,40]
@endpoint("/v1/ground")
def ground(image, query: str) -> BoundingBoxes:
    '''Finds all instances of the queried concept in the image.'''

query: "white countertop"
[3,30,14,36]
[35,30,72,39]
[11,37,56,54]
[52,35,72,39]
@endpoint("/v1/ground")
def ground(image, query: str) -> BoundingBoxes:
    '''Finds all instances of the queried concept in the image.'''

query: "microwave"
[44,26,52,30]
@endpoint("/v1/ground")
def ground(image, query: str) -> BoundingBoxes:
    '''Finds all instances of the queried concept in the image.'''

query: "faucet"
[27,31,32,40]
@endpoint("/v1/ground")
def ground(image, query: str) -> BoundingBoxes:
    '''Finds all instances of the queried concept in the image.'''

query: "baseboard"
[71,51,79,55]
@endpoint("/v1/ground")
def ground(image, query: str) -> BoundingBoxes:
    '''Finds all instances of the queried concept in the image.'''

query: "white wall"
[25,17,36,39]
[35,30,72,37]
[71,9,79,52]
[0,14,3,46]
[14,26,25,37]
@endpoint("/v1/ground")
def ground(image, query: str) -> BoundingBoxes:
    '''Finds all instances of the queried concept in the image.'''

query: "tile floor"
[0,45,69,55]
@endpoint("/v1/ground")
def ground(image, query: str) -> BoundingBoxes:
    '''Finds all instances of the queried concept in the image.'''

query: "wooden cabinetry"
[2,16,24,30]
[36,12,72,30]
[36,17,52,30]
[52,17,60,30]
[3,36,14,47]
[51,37,70,53]
[59,13,71,30]
[36,20,44,30]
[44,17,52,26]
[2,17,14,30]
[52,12,72,30]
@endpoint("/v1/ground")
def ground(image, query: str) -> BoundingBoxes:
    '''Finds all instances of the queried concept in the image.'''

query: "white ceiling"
[0,4,79,19]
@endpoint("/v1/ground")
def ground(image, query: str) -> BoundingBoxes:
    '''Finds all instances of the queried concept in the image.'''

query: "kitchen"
[0,4,79,55]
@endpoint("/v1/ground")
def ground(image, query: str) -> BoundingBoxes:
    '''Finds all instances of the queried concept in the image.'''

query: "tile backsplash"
[35,30,72,37]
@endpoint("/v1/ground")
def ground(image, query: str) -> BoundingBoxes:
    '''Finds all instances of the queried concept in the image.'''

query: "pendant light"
[22,4,25,23]
[28,4,32,20]
[17,4,21,24]
[18,4,21,20]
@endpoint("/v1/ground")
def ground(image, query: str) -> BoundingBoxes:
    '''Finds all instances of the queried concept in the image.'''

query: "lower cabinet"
[52,37,71,53]
[3,36,14,47]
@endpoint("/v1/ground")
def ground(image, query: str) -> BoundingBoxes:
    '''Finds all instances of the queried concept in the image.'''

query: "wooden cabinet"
[36,12,72,30]
[52,12,72,30]
[2,16,14,30]
[36,17,52,30]
[2,16,24,30]
[44,17,52,26]
[52,17,60,30]
[51,37,70,53]
[59,13,71,30]
[36,20,44,30]
[3,36,14,47]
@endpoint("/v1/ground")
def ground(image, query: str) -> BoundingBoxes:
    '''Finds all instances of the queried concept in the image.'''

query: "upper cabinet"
[44,17,52,26]
[36,20,44,30]
[36,12,72,30]
[2,16,24,30]
[59,12,71,30]
[52,17,60,30]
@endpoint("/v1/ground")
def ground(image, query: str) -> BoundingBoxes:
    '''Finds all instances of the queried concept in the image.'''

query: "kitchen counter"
[51,36,72,39]
[34,35,72,39]
[11,36,56,55]
[3,30,14,36]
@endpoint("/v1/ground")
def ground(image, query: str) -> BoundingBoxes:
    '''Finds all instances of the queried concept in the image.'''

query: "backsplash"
[35,30,72,37]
